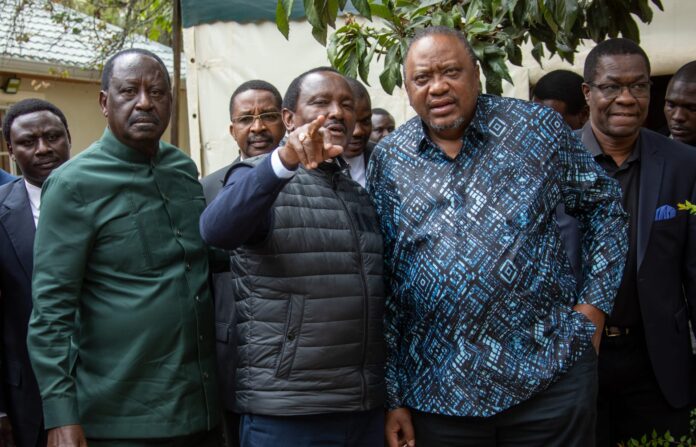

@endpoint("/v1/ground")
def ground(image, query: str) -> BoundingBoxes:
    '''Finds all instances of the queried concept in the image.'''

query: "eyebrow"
[603,74,649,83]
[236,107,279,115]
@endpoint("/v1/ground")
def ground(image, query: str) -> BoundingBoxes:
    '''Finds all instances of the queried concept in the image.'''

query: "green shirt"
[28,128,219,438]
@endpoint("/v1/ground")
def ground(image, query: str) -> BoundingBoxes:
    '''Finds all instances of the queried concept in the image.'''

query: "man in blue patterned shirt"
[368,27,628,447]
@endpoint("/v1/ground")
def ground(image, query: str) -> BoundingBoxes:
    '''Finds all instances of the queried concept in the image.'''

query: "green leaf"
[327,0,339,28]
[370,3,395,21]
[621,15,640,42]
[312,25,328,45]
[352,0,372,19]
[327,31,340,65]
[379,43,402,94]
[345,51,359,78]
[276,0,291,39]
[359,40,378,84]
[303,0,323,30]
[280,0,294,17]
[558,0,579,30]
[507,44,522,66]
[379,62,401,95]
[484,70,502,95]
[488,55,512,84]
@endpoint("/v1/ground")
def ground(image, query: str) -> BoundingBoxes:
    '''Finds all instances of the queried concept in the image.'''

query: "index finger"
[306,115,326,138]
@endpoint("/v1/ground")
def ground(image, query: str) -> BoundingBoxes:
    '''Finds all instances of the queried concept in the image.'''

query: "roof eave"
[0,56,101,82]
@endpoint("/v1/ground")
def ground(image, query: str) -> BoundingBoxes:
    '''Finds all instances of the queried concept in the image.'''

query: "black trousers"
[596,331,692,446]
[410,347,598,447]
[221,411,240,447]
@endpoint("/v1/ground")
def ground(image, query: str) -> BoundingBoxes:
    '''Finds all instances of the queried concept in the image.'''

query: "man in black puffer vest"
[199,67,385,447]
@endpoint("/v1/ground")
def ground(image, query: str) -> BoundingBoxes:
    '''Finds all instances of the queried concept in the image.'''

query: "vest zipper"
[331,171,369,411]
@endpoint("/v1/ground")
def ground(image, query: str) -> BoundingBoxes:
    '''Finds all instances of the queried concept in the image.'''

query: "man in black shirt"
[565,38,696,445]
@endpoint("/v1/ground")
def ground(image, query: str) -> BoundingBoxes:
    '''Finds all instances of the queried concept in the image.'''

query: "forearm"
[27,291,81,428]
[558,129,628,313]
[384,288,404,410]
[29,177,89,429]
[576,196,628,313]
[199,152,292,250]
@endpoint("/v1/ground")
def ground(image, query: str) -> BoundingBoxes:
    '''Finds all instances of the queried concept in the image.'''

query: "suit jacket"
[0,179,45,446]
[363,141,375,170]
[0,169,15,186]
[200,161,237,411]
[561,124,696,408]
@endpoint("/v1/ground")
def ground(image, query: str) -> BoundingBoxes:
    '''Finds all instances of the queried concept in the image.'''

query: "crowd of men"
[0,26,694,447]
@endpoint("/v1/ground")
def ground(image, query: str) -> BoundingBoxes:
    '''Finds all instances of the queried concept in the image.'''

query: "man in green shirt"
[27,49,220,447]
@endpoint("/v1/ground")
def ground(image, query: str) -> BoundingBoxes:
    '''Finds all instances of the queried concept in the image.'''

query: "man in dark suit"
[562,38,696,445]
[0,98,71,447]
[201,80,285,200]
[200,80,284,447]
[0,169,15,186]
[344,78,374,188]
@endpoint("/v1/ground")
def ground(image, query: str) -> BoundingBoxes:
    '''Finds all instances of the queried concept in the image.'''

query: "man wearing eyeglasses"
[200,80,286,447]
[565,38,696,445]
[202,80,285,202]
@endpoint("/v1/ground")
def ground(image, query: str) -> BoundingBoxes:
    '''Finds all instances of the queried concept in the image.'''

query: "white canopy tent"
[183,0,696,176]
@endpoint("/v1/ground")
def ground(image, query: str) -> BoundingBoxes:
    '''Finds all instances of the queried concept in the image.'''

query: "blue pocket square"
[655,204,676,221]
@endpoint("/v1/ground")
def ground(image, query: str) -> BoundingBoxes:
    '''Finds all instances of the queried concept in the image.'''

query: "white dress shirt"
[24,179,41,227]
[343,153,366,187]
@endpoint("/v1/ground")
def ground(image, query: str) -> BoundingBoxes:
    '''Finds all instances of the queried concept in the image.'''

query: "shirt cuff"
[271,148,297,179]
[42,397,80,429]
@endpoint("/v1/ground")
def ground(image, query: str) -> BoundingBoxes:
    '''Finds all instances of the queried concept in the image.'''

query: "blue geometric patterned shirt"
[367,94,628,417]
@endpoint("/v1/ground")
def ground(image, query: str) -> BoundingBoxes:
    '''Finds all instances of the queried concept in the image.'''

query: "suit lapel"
[637,130,663,270]
[0,180,35,279]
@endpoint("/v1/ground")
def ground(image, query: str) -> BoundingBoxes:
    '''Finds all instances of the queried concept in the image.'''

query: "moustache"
[324,119,346,133]
[247,131,273,144]
[128,113,161,126]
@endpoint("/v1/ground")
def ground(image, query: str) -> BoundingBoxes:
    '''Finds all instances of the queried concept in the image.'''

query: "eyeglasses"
[231,112,282,127]
[587,81,652,99]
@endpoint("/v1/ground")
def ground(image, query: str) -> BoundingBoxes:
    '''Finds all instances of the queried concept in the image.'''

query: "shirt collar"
[582,122,642,164]
[417,94,488,153]
[23,179,41,207]
[100,127,164,164]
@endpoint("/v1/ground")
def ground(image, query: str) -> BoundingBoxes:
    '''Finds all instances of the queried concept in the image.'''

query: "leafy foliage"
[2,0,173,69]
[621,430,693,447]
[677,200,696,215]
[619,409,696,447]
[276,0,664,95]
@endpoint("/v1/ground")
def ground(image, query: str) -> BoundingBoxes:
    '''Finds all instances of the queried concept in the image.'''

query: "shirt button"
[203,372,209,380]
[194,295,201,302]
[185,262,191,271]
[176,229,182,237]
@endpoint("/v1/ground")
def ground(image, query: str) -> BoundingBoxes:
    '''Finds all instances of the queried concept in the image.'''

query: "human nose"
[671,106,687,122]
[249,115,266,132]
[614,85,637,104]
[327,101,344,119]
[35,137,51,155]
[135,88,153,110]
[429,74,450,95]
